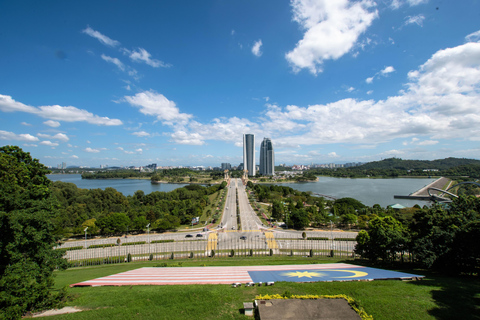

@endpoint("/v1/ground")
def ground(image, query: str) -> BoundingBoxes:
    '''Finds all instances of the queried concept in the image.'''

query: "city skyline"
[2,1,480,167]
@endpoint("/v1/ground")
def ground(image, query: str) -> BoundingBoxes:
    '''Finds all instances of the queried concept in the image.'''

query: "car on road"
[196,233,203,237]
[240,236,247,240]
[231,226,235,230]
[185,234,193,238]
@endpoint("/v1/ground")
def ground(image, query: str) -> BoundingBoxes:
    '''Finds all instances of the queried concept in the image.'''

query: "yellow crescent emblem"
[328,269,368,278]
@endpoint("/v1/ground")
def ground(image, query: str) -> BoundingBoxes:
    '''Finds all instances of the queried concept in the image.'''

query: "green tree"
[0,146,67,319]
[354,216,407,262]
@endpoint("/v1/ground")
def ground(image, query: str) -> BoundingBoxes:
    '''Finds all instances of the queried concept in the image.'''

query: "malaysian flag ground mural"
[71,263,423,287]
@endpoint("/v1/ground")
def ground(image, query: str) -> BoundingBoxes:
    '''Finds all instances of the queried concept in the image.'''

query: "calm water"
[277,177,436,207]
[48,174,436,208]
[47,174,187,196]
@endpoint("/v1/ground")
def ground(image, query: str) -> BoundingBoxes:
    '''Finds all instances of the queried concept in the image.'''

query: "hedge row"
[121,241,146,246]
[88,243,116,249]
[69,255,126,267]
[307,237,329,240]
[151,239,174,244]
[334,238,356,241]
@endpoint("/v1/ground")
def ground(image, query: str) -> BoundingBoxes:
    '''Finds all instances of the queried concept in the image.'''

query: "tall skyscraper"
[243,134,255,176]
[259,137,275,176]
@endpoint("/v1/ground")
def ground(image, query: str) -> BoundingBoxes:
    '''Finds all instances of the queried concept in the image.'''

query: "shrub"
[269,249,273,256]
[88,243,115,249]
[189,251,194,258]
[170,252,174,260]
[127,253,132,262]
[122,241,146,246]
[151,239,174,244]
[211,250,215,257]
[307,237,329,240]
[230,249,235,257]
[149,254,153,261]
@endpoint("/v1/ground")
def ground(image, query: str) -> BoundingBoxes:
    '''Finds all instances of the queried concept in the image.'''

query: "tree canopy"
[0,146,67,319]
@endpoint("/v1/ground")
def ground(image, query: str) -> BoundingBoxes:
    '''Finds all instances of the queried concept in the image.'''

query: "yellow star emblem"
[282,271,324,278]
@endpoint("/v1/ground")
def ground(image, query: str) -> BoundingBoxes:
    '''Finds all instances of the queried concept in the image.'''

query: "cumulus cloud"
[40,141,59,147]
[124,90,192,125]
[168,40,480,149]
[285,0,378,75]
[37,133,69,142]
[366,65,395,83]
[82,26,120,47]
[70,155,79,159]
[252,40,263,57]
[0,94,123,126]
[44,120,61,127]
[0,130,39,141]
[21,122,31,126]
[101,54,125,71]
[85,147,106,153]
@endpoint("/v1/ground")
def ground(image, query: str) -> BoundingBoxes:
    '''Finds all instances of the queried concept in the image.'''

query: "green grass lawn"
[51,257,480,320]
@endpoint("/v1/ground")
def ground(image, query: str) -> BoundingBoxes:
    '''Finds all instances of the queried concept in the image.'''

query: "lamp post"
[84,227,88,249]
[146,223,150,256]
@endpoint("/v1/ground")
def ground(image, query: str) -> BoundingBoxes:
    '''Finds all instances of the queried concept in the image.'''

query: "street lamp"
[146,223,150,243]
[84,227,88,249]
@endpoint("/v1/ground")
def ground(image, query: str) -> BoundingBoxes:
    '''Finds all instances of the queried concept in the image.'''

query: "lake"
[48,174,436,208]
[47,174,187,196]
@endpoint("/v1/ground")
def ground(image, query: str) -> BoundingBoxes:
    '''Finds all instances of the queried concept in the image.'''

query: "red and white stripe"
[71,263,360,287]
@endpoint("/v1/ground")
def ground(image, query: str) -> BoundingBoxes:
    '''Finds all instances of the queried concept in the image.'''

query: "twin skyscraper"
[243,134,274,177]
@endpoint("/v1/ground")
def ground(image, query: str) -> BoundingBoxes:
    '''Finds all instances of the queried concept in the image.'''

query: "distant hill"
[357,157,480,170]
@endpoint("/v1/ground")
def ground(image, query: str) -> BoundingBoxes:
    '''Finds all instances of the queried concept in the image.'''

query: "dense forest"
[308,157,480,178]
[52,180,227,237]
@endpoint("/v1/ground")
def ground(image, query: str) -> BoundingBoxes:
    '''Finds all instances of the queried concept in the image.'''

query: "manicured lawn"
[52,257,480,320]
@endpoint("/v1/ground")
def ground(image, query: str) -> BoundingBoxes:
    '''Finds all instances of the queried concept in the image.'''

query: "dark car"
[196,233,203,237]
[185,234,193,238]
[240,236,247,240]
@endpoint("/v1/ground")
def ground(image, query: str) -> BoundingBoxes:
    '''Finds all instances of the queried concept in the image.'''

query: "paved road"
[61,178,358,260]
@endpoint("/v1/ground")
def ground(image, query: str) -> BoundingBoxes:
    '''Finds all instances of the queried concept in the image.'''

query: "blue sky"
[1,0,480,168]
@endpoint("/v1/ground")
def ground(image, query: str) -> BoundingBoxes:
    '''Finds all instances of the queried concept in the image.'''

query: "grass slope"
[52,257,480,320]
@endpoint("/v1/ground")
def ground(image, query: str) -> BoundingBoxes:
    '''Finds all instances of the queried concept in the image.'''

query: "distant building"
[243,134,255,176]
[259,137,274,176]
[221,163,231,170]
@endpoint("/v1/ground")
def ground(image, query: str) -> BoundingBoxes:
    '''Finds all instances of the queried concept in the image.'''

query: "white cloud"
[85,147,106,153]
[0,94,123,126]
[391,0,428,9]
[366,90,373,95]
[70,155,79,159]
[21,122,31,126]
[101,54,125,71]
[37,133,69,142]
[252,39,263,57]
[0,130,39,141]
[404,14,425,27]
[44,120,61,127]
[124,90,192,125]
[328,152,339,158]
[381,66,395,74]
[124,48,170,68]
[465,30,480,43]
[40,140,59,147]
[132,131,150,137]
[346,86,355,92]
[417,140,439,146]
[366,66,395,83]
[285,0,378,75]
[82,26,120,47]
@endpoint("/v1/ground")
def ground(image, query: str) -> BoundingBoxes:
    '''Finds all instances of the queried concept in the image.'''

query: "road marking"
[265,232,278,249]
[207,233,217,251]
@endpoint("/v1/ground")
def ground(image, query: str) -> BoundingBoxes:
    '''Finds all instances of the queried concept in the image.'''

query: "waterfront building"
[259,137,274,176]
[243,134,255,176]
